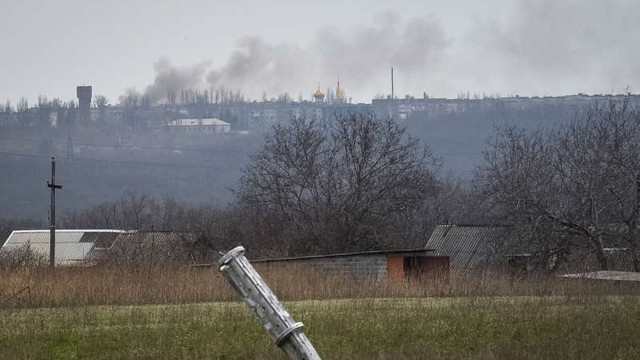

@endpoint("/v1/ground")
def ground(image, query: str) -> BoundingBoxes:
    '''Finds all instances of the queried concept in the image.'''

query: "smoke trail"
[206,36,313,99]
[128,1,640,103]
[132,11,448,103]
[462,0,640,95]
[142,58,210,104]
[312,11,446,86]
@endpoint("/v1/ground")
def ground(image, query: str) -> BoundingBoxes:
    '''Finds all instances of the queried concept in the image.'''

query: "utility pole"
[47,157,62,267]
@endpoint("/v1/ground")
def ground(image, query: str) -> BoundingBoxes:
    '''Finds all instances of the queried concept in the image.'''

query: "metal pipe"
[219,246,321,360]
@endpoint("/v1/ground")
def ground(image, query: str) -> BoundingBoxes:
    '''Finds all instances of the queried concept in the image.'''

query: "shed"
[251,249,449,281]
[425,225,513,273]
[1,229,129,266]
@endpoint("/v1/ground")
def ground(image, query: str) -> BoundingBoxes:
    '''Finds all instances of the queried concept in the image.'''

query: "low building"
[251,249,449,281]
[426,224,638,275]
[166,118,231,133]
[425,225,513,273]
[1,229,129,266]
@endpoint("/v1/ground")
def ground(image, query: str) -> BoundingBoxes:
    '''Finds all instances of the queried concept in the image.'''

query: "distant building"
[166,118,231,133]
[334,80,346,104]
[1,230,219,266]
[77,85,92,125]
[1,229,129,266]
[313,86,325,104]
[426,224,637,275]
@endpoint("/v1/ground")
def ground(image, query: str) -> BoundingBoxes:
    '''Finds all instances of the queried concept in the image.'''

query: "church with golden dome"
[335,80,346,104]
[312,79,347,104]
[313,85,325,103]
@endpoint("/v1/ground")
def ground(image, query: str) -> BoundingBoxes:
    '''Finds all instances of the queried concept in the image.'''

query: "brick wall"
[253,253,388,281]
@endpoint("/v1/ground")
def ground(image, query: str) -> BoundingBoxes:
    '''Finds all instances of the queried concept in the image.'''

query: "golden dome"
[314,85,325,100]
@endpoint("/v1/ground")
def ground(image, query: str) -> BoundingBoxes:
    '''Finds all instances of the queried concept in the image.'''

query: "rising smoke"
[118,58,210,105]
[143,58,210,104]
[447,0,640,96]
[128,1,640,104]
[131,11,448,104]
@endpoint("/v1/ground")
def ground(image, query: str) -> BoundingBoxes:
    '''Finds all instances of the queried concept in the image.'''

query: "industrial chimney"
[391,67,394,99]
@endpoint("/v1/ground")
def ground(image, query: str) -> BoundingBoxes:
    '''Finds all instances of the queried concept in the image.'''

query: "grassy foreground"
[1,296,640,359]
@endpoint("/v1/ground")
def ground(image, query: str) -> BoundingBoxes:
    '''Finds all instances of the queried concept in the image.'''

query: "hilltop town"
[2,83,638,134]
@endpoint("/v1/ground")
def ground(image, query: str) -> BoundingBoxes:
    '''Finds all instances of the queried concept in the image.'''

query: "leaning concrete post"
[219,246,322,360]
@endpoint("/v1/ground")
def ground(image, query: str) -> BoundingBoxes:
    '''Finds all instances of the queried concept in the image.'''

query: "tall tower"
[77,85,92,125]
[391,68,394,99]
[335,79,345,104]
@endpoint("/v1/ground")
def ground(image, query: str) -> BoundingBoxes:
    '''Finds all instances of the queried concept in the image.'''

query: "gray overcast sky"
[1,0,638,105]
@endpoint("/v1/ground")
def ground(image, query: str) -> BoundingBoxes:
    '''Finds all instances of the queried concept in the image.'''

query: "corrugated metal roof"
[2,230,129,266]
[90,231,217,264]
[252,249,435,263]
[425,225,511,273]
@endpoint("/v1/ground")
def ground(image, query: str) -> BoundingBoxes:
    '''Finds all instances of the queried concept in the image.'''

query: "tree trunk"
[593,246,609,270]
[626,232,640,272]
[632,177,640,272]
[632,248,640,272]
[593,234,609,270]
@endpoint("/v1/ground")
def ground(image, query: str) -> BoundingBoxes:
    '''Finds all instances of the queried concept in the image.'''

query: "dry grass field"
[2,265,638,308]
[1,266,640,359]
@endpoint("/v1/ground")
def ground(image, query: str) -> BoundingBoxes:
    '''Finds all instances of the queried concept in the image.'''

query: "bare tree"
[479,98,640,270]
[93,95,108,126]
[325,88,335,104]
[61,100,77,129]
[1,100,11,125]
[238,114,440,255]
[36,95,51,127]
[154,195,186,230]
[277,92,292,104]
[16,97,29,125]
[586,100,640,271]
[63,192,156,230]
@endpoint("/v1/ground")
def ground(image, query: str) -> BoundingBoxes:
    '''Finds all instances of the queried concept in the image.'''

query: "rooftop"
[425,225,514,272]
[252,249,436,263]
[2,229,131,266]
[167,118,230,126]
